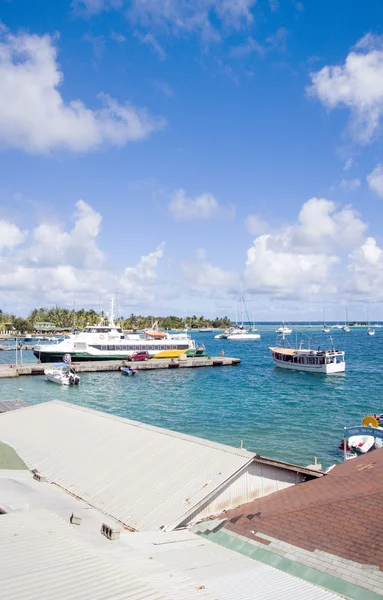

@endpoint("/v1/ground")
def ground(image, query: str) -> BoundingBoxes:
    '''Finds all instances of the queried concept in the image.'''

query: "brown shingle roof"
[223,449,383,568]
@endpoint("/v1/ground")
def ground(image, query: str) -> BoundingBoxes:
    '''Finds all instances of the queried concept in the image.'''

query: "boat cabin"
[270,347,345,366]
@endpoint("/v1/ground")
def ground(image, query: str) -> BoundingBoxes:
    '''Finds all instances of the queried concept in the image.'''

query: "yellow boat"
[152,349,187,359]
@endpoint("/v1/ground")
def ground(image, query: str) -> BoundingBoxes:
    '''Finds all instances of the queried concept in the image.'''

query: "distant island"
[0,307,232,334]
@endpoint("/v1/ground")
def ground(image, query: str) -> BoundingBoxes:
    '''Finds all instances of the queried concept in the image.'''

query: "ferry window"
[101,345,107,351]
[117,328,122,333]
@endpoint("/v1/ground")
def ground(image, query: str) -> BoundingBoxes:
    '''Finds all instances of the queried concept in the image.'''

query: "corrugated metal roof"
[0,510,168,600]
[120,529,341,600]
[0,399,28,413]
[0,401,255,531]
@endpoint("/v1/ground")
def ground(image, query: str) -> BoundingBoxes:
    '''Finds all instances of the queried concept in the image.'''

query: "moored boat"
[44,364,80,385]
[276,321,292,335]
[227,330,260,340]
[269,346,345,373]
[270,329,345,374]
[121,366,137,376]
[34,301,198,363]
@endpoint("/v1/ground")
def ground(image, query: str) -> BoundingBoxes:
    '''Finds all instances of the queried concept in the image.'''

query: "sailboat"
[367,310,375,336]
[226,291,260,340]
[322,309,330,333]
[276,320,292,335]
[342,308,350,332]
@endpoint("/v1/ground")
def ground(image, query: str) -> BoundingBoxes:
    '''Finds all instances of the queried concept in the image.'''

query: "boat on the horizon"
[342,308,350,332]
[34,300,198,363]
[322,309,330,333]
[367,310,375,336]
[276,321,292,335]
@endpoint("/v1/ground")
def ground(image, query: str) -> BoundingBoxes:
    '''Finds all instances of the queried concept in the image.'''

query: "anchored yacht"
[34,302,196,363]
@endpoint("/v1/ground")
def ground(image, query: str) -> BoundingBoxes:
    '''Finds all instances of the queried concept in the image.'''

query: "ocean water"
[0,325,382,468]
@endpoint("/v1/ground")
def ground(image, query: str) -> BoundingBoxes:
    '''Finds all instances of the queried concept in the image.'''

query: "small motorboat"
[348,435,375,453]
[44,364,80,386]
[121,366,137,376]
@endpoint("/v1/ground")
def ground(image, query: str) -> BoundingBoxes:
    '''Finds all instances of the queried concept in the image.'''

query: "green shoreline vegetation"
[0,307,232,333]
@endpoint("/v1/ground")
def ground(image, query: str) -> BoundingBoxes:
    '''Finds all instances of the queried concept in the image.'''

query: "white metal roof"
[0,509,168,600]
[0,400,255,531]
[119,529,342,600]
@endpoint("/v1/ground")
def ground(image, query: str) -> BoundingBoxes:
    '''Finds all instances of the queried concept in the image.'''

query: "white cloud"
[338,178,361,191]
[367,164,383,198]
[0,27,164,154]
[182,251,239,294]
[0,200,165,306]
[76,0,256,34]
[153,80,174,97]
[120,243,165,294]
[26,200,104,269]
[343,157,355,171]
[308,33,383,143]
[244,214,268,235]
[244,197,367,299]
[245,235,338,298]
[169,188,234,221]
[135,32,166,60]
[347,237,383,301]
[0,221,26,252]
[268,0,279,12]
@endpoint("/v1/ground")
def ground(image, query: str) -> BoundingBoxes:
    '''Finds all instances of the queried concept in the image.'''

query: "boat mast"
[109,297,115,327]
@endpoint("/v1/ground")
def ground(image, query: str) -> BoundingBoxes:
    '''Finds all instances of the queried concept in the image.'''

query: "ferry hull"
[34,351,133,363]
[271,358,345,374]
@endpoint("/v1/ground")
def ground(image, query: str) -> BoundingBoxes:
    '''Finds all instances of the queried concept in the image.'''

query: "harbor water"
[0,325,381,468]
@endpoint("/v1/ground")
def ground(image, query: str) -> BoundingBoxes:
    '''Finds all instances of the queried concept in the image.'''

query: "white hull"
[45,373,71,385]
[227,333,261,340]
[348,435,375,453]
[36,335,195,362]
[45,372,80,385]
[271,357,345,374]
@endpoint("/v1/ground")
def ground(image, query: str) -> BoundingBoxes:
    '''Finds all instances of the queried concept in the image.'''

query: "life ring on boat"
[100,334,105,339]
[362,415,379,428]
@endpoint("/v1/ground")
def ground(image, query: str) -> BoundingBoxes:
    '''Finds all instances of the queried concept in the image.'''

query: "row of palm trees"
[0,307,232,332]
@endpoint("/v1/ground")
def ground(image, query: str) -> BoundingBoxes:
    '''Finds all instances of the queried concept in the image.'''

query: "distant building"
[34,322,71,333]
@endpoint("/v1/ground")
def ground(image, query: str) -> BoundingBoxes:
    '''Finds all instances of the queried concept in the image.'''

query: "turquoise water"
[0,325,382,468]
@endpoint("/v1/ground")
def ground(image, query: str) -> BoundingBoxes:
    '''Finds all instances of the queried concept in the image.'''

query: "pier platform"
[0,356,240,379]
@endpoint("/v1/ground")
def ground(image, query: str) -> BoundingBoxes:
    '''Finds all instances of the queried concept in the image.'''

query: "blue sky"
[1,0,383,320]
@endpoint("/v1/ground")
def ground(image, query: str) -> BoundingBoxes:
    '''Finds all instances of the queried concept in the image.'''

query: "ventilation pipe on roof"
[70,513,82,525]
[101,523,121,540]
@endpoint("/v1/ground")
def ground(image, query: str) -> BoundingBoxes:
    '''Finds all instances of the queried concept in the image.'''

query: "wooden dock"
[0,356,241,379]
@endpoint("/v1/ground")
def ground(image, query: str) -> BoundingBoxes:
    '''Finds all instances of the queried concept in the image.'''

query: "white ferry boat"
[34,305,196,363]
[269,343,345,374]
